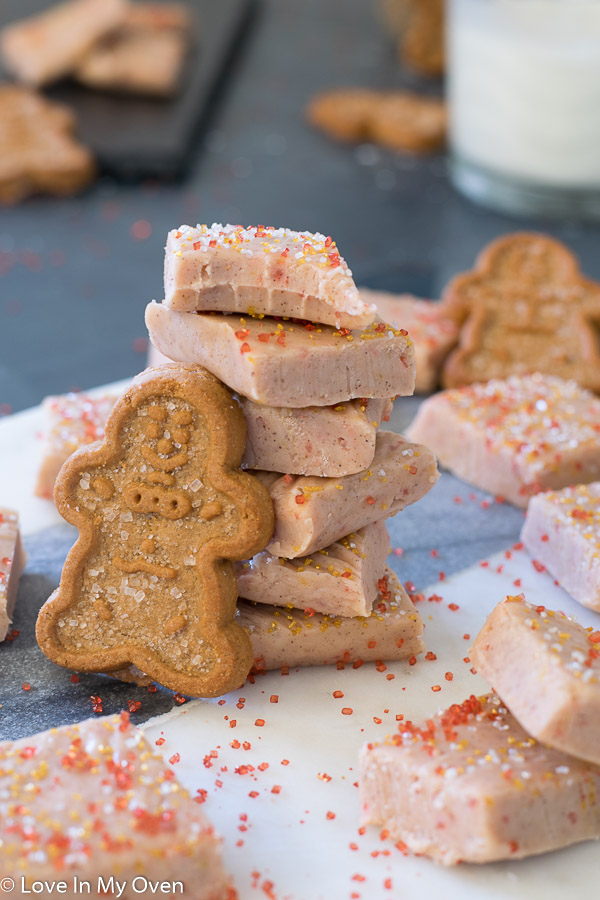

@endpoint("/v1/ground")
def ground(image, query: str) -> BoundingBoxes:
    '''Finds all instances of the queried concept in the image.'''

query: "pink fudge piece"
[239,394,391,476]
[407,373,600,507]
[236,520,391,618]
[360,289,458,393]
[256,430,439,558]
[0,0,127,87]
[360,692,600,865]
[145,305,415,407]
[148,343,392,476]
[0,712,233,897]
[522,483,600,612]
[164,224,376,330]
[0,508,24,641]
[238,568,424,671]
[472,595,600,766]
[35,392,120,500]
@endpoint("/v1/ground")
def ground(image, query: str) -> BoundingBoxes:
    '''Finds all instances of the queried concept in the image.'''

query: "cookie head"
[36,364,274,698]
[441,233,600,392]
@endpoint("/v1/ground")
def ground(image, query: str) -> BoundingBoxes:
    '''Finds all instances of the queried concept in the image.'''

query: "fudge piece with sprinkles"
[359,289,458,393]
[472,595,600,766]
[0,508,24,641]
[360,692,600,865]
[256,430,439,558]
[0,712,233,896]
[238,568,424,670]
[145,305,415,407]
[164,224,377,330]
[407,373,600,507]
[35,392,121,499]
[236,520,391,618]
[522,483,600,612]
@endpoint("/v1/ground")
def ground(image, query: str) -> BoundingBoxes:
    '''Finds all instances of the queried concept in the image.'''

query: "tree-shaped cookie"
[440,233,600,392]
[36,364,274,697]
[0,85,95,204]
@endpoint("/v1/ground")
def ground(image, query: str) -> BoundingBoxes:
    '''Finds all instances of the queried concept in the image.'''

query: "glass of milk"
[447,0,600,218]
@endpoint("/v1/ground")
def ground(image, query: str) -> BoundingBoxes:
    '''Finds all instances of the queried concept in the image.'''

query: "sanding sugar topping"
[44,392,118,453]
[443,374,600,468]
[247,571,416,637]
[376,693,583,786]
[0,713,216,871]
[535,483,600,542]
[503,594,600,680]
[171,223,355,275]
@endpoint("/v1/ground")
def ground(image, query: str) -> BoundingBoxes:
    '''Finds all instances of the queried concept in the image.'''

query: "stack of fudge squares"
[145,224,440,671]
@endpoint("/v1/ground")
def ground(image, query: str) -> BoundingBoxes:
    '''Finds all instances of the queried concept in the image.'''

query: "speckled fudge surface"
[238,568,424,670]
[145,304,415,407]
[257,430,439,558]
[472,595,600,766]
[360,692,600,865]
[0,711,232,898]
[407,374,600,508]
[164,224,376,330]
[0,507,24,641]
[522,483,600,612]
[236,520,391,618]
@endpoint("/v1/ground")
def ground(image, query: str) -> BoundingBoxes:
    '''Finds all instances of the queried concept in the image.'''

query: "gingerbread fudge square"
[257,430,439,558]
[76,3,191,98]
[164,224,376,330]
[0,0,127,87]
[407,373,600,507]
[236,520,391,618]
[35,391,121,499]
[472,595,600,766]
[239,568,424,670]
[360,289,458,393]
[522,483,600,612]
[360,692,600,865]
[239,394,391,476]
[145,304,415,407]
[148,342,392,474]
[0,712,232,897]
[0,508,24,641]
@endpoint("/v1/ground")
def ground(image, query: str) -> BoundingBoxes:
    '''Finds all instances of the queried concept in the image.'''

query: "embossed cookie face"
[36,364,274,697]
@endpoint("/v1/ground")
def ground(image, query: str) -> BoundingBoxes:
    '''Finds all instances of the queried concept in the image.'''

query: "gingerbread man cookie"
[36,364,274,698]
[440,232,600,392]
[0,85,95,204]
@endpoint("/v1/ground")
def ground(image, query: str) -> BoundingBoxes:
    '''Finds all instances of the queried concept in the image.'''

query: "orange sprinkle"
[270,694,279,703]
[255,718,265,727]
[341,707,353,716]
[432,685,441,692]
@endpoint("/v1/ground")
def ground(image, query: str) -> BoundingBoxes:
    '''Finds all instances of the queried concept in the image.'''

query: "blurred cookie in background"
[0,85,95,203]
[381,0,445,77]
[307,87,445,154]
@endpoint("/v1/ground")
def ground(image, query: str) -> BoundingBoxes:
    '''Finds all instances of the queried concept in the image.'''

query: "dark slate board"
[0,400,525,741]
[0,0,259,178]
